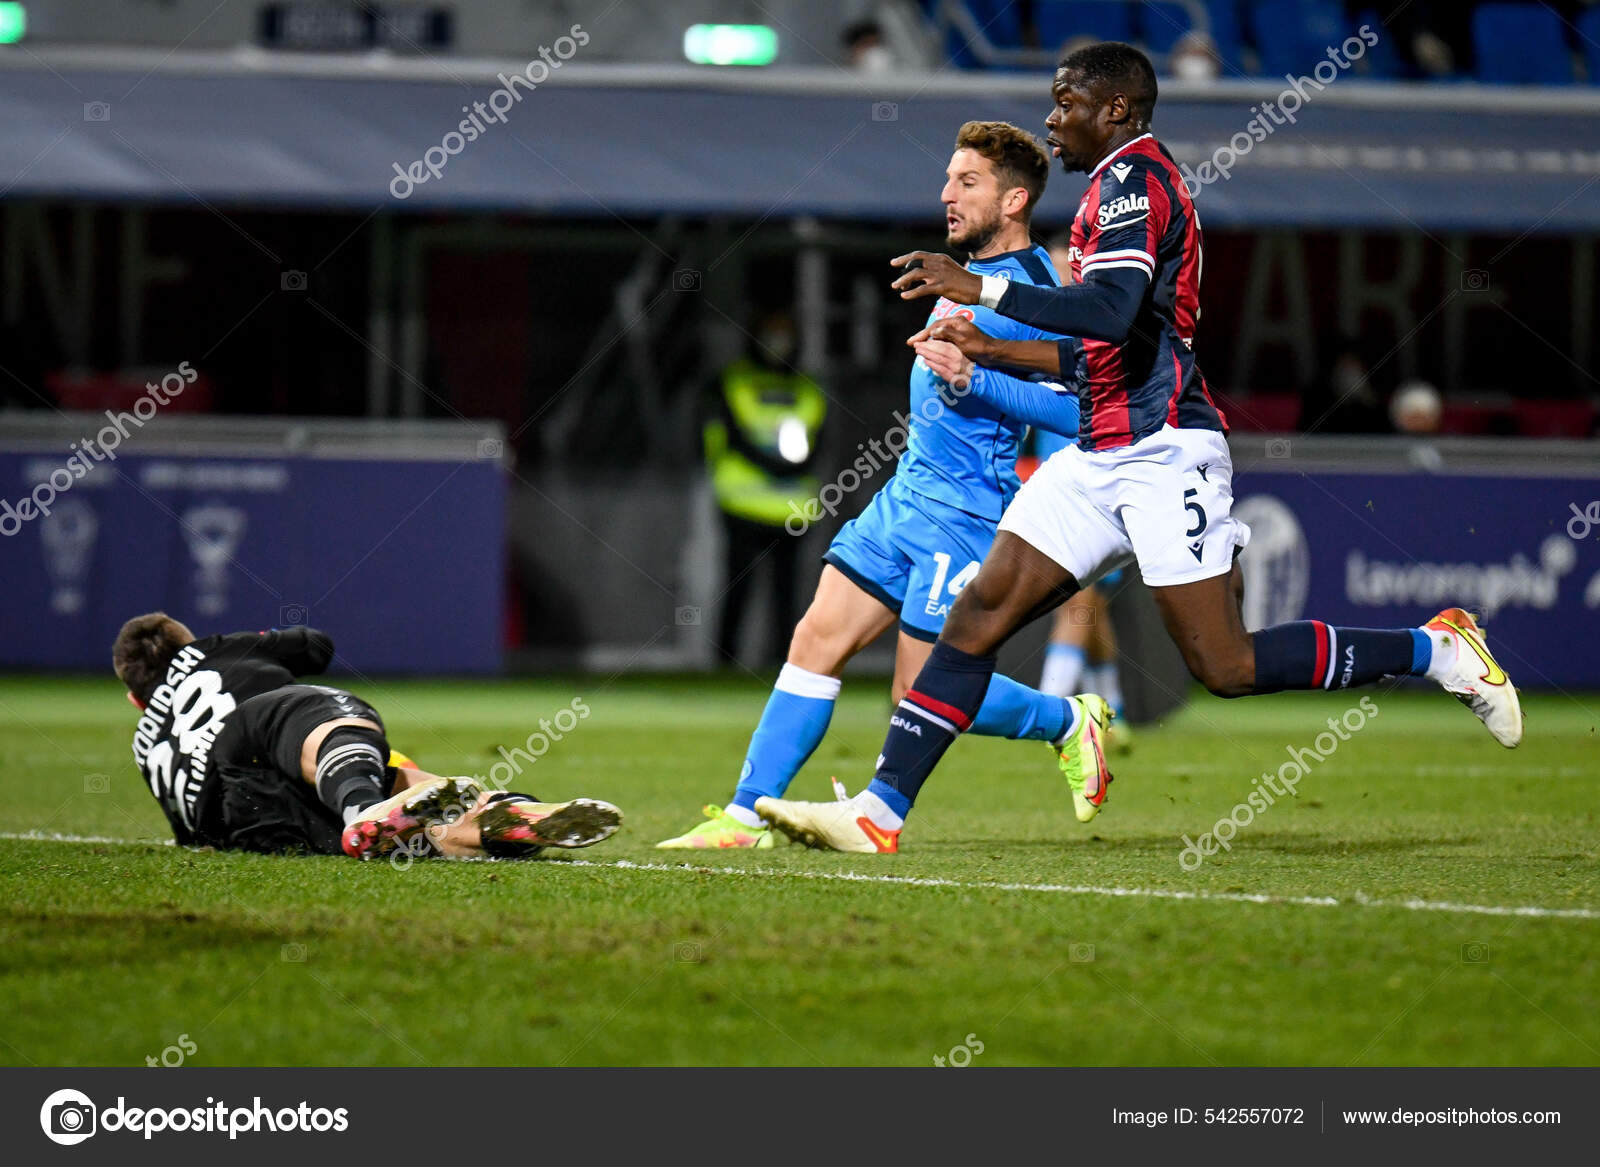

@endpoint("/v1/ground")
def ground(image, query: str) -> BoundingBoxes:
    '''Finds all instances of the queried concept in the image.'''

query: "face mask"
[1174,53,1218,82]
[856,46,894,73]
[758,331,796,362]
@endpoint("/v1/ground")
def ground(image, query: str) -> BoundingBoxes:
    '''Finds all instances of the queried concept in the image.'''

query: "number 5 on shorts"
[1183,488,1208,537]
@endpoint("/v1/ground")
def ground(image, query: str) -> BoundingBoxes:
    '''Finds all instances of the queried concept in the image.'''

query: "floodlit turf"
[0,673,1595,1067]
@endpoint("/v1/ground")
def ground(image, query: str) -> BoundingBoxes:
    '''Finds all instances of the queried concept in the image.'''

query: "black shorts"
[201,685,388,856]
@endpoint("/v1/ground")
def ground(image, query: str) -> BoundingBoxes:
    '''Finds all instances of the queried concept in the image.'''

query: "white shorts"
[997,426,1251,588]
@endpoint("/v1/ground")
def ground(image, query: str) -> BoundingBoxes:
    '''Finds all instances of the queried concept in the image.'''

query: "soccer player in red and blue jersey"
[755,43,1521,854]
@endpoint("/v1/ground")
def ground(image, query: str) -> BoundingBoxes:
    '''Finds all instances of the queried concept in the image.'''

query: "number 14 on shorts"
[925,552,979,619]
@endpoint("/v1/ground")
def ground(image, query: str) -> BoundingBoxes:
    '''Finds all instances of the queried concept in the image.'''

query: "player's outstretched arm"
[912,338,1078,435]
[257,626,335,675]
[979,266,1147,343]
[910,317,1063,377]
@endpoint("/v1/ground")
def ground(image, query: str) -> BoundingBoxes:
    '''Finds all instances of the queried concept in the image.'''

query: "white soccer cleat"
[754,794,899,854]
[1423,608,1522,748]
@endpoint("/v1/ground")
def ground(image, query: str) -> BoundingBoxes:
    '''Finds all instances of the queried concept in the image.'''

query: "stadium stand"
[1473,3,1577,85]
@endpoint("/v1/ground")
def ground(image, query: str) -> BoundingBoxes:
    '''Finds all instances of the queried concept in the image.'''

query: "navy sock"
[1252,621,1430,693]
[868,640,996,816]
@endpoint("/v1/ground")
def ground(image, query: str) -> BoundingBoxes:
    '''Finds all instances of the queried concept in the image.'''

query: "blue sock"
[867,640,995,817]
[970,672,1070,742]
[730,663,841,812]
[1252,621,1429,693]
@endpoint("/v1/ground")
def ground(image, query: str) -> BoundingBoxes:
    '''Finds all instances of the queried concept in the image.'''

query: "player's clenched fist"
[890,251,983,304]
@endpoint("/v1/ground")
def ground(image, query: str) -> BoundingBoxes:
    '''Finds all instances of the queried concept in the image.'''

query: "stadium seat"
[1035,1,1137,54]
[1578,5,1600,82]
[1513,398,1596,437]
[1249,0,1345,78]
[1472,4,1575,85]
[1350,9,1402,79]
[943,0,1026,68]
[1142,1,1244,72]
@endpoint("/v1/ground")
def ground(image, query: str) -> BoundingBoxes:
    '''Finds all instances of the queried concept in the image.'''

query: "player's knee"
[787,608,850,674]
[1189,651,1253,699]
[941,587,1007,655]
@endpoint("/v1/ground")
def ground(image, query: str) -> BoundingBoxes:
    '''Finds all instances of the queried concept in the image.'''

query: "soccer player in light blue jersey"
[659,120,1096,851]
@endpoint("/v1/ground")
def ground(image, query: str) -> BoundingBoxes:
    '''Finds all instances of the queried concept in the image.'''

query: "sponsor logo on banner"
[1233,495,1309,629]
[1345,535,1576,618]
[181,504,248,617]
[39,499,99,615]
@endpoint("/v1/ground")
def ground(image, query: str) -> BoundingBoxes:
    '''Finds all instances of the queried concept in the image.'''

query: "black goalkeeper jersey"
[129,628,334,844]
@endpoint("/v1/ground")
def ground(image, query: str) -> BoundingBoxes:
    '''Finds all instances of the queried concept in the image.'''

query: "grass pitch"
[1,673,1596,1067]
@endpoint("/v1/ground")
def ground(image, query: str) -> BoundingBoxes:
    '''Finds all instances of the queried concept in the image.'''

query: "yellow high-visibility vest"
[703,360,827,527]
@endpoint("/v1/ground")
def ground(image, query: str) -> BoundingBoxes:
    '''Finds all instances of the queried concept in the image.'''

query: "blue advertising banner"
[1231,469,1600,689]
[0,450,504,674]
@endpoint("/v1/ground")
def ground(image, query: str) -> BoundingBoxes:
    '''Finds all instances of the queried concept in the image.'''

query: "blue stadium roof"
[0,55,1596,232]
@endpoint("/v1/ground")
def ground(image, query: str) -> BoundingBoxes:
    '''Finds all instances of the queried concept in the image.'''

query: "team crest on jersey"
[931,299,977,322]
[1098,193,1150,227]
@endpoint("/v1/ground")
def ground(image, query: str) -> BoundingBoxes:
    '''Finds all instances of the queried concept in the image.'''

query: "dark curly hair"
[1058,41,1158,124]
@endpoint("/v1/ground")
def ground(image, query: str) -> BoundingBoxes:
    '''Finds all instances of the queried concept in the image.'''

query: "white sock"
[1050,696,1083,747]
[1086,661,1124,715]
[724,803,764,828]
[1423,627,1456,682]
[853,789,904,831]
[1040,643,1087,698]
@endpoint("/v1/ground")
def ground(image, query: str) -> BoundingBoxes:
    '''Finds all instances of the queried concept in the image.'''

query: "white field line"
[5,831,1596,922]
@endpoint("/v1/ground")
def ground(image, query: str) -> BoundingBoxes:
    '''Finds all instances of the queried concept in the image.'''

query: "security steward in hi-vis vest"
[703,318,826,667]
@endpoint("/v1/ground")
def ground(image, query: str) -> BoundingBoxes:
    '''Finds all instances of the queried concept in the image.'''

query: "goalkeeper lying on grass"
[112,612,621,860]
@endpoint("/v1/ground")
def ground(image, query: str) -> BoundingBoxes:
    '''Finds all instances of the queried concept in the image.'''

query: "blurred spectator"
[703,311,827,668]
[1046,230,1075,284]
[1169,31,1222,82]
[1299,337,1389,434]
[1391,379,1443,435]
[1391,379,1445,470]
[842,19,895,71]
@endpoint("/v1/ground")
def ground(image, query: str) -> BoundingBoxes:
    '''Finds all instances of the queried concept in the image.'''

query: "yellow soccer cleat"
[656,805,774,850]
[1053,694,1115,822]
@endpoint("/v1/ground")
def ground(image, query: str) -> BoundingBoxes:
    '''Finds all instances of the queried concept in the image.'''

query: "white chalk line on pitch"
[6,830,1596,922]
